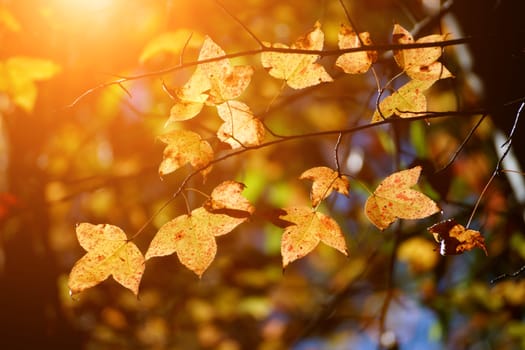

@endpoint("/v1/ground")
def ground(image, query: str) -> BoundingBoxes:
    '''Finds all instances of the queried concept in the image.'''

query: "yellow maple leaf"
[299,166,349,207]
[275,206,348,268]
[203,180,255,215]
[216,101,265,149]
[158,130,214,178]
[167,36,253,124]
[428,219,488,255]
[68,223,145,296]
[365,166,440,230]
[371,79,435,123]
[335,24,377,74]
[0,56,60,112]
[146,181,254,277]
[261,22,333,89]
[392,24,452,81]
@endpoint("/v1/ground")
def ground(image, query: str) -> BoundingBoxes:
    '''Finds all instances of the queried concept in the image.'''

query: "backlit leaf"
[428,218,488,255]
[216,101,265,149]
[371,79,435,123]
[261,22,333,89]
[158,130,213,178]
[146,181,254,277]
[198,36,254,103]
[68,223,145,296]
[335,24,377,74]
[0,56,60,112]
[393,24,445,70]
[166,36,253,124]
[406,61,453,81]
[203,180,255,215]
[299,166,349,207]
[276,206,347,268]
[392,24,452,81]
[167,66,210,123]
[365,166,440,230]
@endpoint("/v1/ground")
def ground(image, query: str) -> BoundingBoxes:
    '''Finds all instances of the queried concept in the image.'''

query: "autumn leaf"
[365,166,440,230]
[216,101,265,149]
[428,219,488,255]
[167,36,253,124]
[0,56,60,112]
[68,223,145,296]
[198,36,254,104]
[146,181,254,277]
[275,206,347,268]
[158,130,214,178]
[203,180,255,216]
[392,24,452,81]
[167,66,211,123]
[371,79,435,123]
[261,21,333,89]
[299,166,349,207]
[335,24,377,74]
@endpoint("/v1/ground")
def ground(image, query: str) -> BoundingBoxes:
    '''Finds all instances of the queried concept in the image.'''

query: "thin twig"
[466,102,524,227]
[335,133,343,175]
[436,114,487,173]
[214,0,264,47]
[131,109,483,238]
[491,265,525,283]
[65,38,471,108]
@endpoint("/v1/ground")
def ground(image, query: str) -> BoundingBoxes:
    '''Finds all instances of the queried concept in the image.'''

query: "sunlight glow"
[57,0,116,13]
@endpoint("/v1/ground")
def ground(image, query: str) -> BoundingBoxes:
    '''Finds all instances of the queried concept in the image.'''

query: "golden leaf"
[365,166,440,230]
[203,180,255,215]
[335,24,377,74]
[146,181,254,277]
[299,166,349,207]
[261,22,333,89]
[216,101,265,149]
[166,36,253,124]
[68,223,145,296]
[276,206,347,268]
[371,79,435,123]
[158,130,213,178]
[392,24,452,81]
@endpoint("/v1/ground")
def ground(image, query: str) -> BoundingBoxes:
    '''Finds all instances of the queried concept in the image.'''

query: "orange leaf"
[216,101,265,149]
[261,22,333,89]
[365,166,440,230]
[68,223,145,296]
[428,219,488,255]
[335,24,377,74]
[299,166,349,207]
[146,181,253,277]
[158,130,213,178]
[371,79,435,123]
[276,206,347,268]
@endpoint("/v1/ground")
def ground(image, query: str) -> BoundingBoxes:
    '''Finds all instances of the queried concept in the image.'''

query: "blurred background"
[0,0,524,349]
